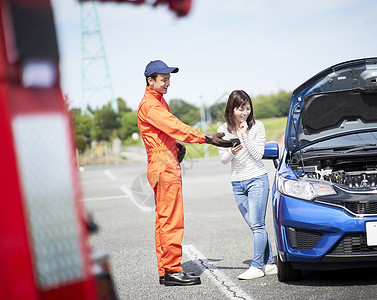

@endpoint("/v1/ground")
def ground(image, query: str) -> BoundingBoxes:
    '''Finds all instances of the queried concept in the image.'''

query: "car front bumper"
[274,194,377,269]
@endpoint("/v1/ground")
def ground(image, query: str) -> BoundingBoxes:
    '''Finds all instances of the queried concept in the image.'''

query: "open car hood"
[285,57,377,153]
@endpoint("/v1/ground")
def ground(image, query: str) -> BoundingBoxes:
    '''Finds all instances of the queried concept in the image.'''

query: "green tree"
[254,94,279,118]
[75,135,88,153]
[275,90,292,116]
[169,99,200,126]
[210,101,227,123]
[253,90,291,119]
[93,106,120,141]
[104,97,132,114]
[70,90,291,148]
[72,108,93,138]
[70,108,94,152]
[119,111,139,140]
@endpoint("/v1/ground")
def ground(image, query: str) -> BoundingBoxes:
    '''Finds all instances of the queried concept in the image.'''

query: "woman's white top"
[217,120,267,182]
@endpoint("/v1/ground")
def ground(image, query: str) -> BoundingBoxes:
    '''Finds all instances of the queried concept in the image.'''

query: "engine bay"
[289,154,377,189]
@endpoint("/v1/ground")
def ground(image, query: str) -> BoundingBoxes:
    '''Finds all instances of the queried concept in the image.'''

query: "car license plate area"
[366,222,377,246]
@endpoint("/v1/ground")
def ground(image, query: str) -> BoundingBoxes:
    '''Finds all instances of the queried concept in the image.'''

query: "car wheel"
[277,254,302,282]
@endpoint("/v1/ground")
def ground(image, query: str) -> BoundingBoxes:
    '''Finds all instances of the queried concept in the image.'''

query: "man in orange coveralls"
[138,60,232,286]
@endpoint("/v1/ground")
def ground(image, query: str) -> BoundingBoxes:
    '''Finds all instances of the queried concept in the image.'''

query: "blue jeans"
[232,174,274,269]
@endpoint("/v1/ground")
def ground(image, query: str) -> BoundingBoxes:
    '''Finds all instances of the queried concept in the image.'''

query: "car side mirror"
[263,141,280,169]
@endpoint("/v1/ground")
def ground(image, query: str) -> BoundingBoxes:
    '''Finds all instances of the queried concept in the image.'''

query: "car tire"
[277,254,302,282]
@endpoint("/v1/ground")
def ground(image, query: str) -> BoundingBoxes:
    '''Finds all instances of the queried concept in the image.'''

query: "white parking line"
[183,245,253,300]
[120,185,154,212]
[104,169,116,180]
[83,195,127,202]
[84,169,154,212]
[83,189,154,213]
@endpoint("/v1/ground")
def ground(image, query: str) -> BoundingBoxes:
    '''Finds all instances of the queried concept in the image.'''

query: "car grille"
[343,201,377,215]
[287,227,323,250]
[328,233,377,256]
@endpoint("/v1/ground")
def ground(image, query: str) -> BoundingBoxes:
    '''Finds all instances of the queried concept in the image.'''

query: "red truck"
[0,1,190,299]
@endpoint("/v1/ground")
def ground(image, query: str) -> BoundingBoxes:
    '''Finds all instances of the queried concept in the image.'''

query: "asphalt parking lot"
[81,154,377,300]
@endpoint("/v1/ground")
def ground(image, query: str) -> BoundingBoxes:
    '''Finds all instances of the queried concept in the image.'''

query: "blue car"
[266,57,377,281]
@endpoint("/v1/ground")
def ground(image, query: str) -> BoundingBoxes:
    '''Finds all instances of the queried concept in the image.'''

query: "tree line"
[71,90,291,153]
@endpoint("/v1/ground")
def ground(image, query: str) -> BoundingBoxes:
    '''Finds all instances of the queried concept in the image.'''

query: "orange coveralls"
[137,86,206,276]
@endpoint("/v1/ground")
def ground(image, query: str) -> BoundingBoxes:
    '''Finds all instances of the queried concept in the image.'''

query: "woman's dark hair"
[146,73,159,86]
[225,90,254,134]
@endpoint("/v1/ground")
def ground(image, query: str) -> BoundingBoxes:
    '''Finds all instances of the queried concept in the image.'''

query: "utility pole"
[80,1,118,116]
[198,93,209,158]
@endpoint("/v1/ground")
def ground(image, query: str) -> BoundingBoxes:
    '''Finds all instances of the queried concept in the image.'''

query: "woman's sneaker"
[238,266,265,280]
[263,263,278,275]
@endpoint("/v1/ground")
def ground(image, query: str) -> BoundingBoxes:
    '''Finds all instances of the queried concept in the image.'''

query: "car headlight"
[277,176,336,201]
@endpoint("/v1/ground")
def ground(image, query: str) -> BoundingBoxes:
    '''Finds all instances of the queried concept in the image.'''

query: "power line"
[80,1,118,116]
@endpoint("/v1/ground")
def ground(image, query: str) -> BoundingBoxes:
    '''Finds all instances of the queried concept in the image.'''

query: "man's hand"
[177,141,186,163]
[205,132,233,148]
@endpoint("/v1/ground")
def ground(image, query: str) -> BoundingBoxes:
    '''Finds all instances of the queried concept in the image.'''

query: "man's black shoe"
[159,273,196,285]
[164,271,201,286]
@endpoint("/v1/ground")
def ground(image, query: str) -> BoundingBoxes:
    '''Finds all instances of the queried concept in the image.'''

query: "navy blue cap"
[144,60,179,77]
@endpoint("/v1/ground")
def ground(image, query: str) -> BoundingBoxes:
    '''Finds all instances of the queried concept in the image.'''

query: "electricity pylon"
[80,1,118,116]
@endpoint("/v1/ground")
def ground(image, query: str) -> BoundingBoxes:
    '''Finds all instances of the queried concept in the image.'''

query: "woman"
[217,90,277,280]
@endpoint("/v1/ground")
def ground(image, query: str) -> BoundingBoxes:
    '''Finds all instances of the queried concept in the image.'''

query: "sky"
[51,0,377,111]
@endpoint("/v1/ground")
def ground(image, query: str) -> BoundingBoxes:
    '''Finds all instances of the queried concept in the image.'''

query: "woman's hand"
[236,121,248,138]
[231,143,243,155]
